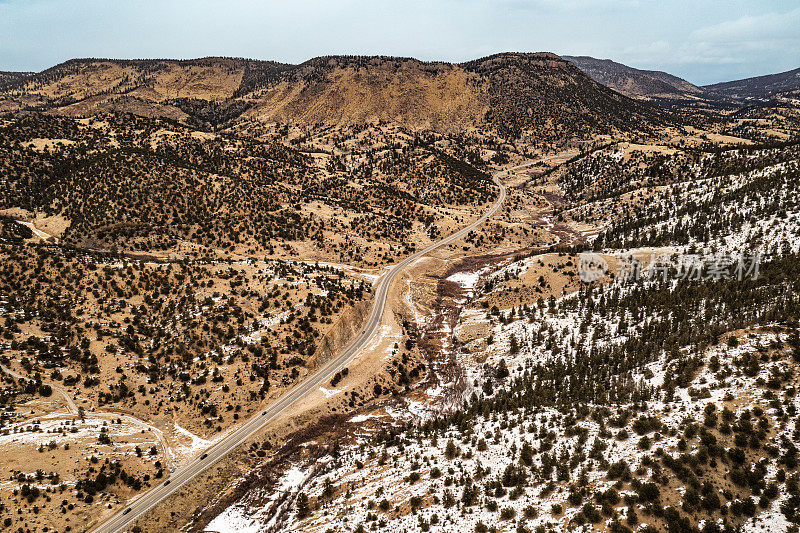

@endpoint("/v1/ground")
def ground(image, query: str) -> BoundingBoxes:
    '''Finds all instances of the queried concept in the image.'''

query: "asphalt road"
[93,158,553,533]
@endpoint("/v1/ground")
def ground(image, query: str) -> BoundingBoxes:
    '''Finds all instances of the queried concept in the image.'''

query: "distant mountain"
[0,53,667,139]
[703,67,800,101]
[563,56,703,100]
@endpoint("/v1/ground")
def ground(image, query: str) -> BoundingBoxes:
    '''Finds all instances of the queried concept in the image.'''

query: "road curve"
[93,157,553,533]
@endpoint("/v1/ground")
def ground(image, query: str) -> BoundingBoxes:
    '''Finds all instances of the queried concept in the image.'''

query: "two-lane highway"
[94,157,557,533]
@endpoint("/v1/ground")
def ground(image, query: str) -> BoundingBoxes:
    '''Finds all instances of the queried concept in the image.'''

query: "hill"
[461,53,665,139]
[564,55,702,100]
[704,66,800,101]
[0,53,666,140]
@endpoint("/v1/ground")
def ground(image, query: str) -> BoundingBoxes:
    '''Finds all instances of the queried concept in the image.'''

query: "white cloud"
[692,7,800,42]
[601,6,800,83]
[672,8,800,79]
[525,0,641,9]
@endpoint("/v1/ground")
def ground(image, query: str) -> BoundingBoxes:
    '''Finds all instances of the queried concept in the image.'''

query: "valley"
[0,49,798,533]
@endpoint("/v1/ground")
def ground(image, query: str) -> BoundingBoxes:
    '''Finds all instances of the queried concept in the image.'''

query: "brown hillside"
[243,56,487,132]
[1,54,667,139]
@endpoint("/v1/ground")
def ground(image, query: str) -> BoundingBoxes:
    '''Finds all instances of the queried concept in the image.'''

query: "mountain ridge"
[0,53,666,140]
[563,55,702,100]
[703,66,800,101]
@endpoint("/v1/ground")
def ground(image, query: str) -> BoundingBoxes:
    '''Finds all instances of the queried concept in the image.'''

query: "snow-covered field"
[204,277,798,532]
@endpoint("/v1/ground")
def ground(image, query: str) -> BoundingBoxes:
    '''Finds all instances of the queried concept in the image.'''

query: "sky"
[1,0,798,85]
